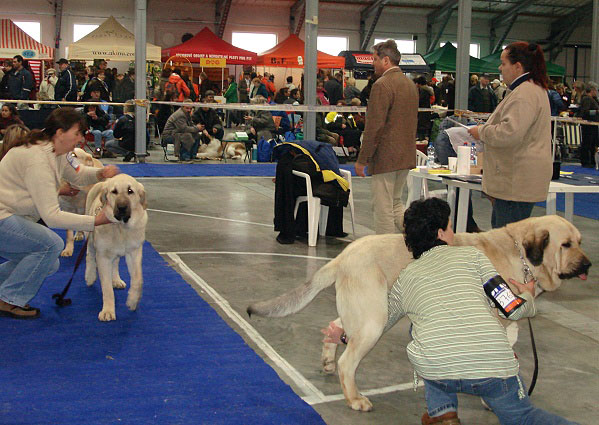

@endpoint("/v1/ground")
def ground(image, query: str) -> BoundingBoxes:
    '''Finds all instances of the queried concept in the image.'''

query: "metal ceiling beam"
[551,1,592,35]
[490,14,517,54]
[490,0,536,29]
[426,0,458,53]
[546,1,593,60]
[359,0,389,50]
[290,0,305,34]
[54,0,64,49]
[216,0,233,39]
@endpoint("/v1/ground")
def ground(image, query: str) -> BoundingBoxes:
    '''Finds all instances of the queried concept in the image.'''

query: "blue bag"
[257,137,274,162]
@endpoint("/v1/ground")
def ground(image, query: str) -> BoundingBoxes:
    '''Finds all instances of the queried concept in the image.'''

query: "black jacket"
[83,104,110,131]
[7,68,34,100]
[468,84,498,113]
[55,68,78,101]
[192,108,223,132]
[113,114,136,151]
[324,78,343,106]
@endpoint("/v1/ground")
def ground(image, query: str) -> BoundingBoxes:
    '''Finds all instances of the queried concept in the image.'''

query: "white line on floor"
[148,208,272,227]
[160,250,334,261]
[536,298,599,343]
[302,381,423,405]
[165,253,328,403]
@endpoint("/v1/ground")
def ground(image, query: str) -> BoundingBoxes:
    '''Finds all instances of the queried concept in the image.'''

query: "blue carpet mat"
[118,162,357,177]
[1,235,324,425]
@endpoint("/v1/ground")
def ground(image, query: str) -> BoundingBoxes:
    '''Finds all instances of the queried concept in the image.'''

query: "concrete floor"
[108,144,598,425]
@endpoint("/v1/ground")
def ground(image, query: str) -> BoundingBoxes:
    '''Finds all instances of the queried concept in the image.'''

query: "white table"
[407,170,599,232]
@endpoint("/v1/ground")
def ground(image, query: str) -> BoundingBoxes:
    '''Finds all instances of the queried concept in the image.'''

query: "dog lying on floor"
[85,174,148,322]
[197,137,247,160]
[247,215,591,411]
[59,148,104,257]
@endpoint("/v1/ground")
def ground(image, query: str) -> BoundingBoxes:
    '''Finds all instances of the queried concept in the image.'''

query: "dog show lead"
[0,107,119,320]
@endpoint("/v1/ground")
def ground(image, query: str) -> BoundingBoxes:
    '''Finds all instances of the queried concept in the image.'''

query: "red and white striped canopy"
[0,19,54,60]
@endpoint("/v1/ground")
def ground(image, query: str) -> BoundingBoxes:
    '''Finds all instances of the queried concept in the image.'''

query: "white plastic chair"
[415,150,430,197]
[292,168,355,247]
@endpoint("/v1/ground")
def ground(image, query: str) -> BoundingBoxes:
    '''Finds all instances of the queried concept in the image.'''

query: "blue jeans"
[90,129,114,149]
[491,199,535,228]
[424,376,578,425]
[180,138,199,161]
[0,215,63,307]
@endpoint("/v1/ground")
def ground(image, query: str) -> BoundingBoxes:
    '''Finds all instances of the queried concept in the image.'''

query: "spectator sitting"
[274,88,290,104]
[285,88,301,105]
[192,90,224,144]
[0,123,30,161]
[162,99,202,162]
[350,97,365,130]
[84,87,115,159]
[250,77,269,99]
[343,77,361,103]
[109,100,148,162]
[316,99,339,146]
[0,104,24,138]
[244,95,276,141]
[316,79,330,105]
[325,99,361,153]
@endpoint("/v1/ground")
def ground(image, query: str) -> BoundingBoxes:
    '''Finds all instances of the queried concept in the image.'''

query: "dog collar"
[514,240,537,285]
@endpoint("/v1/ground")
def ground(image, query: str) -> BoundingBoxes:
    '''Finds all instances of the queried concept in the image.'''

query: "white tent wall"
[3,0,596,85]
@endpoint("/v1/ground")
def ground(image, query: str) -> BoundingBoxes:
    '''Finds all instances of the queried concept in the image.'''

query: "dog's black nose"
[118,205,128,213]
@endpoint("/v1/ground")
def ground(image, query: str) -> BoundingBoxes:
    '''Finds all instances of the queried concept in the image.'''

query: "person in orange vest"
[262,72,276,99]
[165,69,190,102]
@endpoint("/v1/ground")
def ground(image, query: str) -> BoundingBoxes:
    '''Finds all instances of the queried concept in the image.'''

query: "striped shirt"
[386,245,536,380]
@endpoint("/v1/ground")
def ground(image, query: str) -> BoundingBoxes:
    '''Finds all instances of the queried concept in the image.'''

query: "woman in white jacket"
[469,42,552,228]
[0,108,118,319]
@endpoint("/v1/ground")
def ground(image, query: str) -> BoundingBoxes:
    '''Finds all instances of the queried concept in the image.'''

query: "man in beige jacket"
[355,40,418,234]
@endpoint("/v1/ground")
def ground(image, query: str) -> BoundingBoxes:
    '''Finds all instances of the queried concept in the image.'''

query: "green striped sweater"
[386,245,536,380]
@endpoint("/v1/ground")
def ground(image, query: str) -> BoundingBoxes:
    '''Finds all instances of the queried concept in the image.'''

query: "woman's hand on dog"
[94,207,113,226]
[97,165,121,181]
[508,278,536,296]
[321,321,345,344]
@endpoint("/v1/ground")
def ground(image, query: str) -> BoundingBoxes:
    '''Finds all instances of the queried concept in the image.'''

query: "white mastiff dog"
[85,174,148,321]
[248,215,591,411]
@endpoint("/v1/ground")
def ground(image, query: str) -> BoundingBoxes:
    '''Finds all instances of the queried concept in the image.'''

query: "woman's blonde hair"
[0,123,30,161]
[347,77,356,86]
[251,95,267,105]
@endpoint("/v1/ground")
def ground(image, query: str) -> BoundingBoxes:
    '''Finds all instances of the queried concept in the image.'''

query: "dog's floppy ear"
[99,183,109,206]
[137,182,147,210]
[522,228,550,266]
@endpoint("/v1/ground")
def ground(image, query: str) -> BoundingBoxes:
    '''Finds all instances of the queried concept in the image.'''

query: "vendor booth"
[0,19,55,88]
[66,16,161,62]
[338,50,430,78]
[423,42,497,74]
[480,51,565,78]
[162,27,257,92]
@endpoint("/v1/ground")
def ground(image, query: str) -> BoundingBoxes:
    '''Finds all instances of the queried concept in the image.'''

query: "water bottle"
[470,142,477,166]
[426,142,435,167]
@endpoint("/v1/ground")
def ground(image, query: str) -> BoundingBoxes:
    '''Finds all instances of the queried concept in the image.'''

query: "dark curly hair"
[403,198,452,259]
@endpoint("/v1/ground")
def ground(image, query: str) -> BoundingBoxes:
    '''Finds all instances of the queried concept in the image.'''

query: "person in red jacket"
[165,69,190,102]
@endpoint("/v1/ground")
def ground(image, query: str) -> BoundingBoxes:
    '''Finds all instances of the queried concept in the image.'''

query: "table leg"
[565,192,574,222]
[546,193,557,215]
[456,188,469,233]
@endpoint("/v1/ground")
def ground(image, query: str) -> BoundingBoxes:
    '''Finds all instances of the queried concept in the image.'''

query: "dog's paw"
[126,292,140,311]
[74,231,85,242]
[60,247,74,257]
[348,396,373,412]
[113,279,127,289]
[98,309,116,321]
[85,270,97,286]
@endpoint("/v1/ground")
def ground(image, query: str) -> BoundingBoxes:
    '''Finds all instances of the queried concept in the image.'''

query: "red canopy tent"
[256,34,345,69]
[161,27,257,65]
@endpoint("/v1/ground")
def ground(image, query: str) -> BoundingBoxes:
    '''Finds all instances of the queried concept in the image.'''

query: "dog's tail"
[247,257,339,318]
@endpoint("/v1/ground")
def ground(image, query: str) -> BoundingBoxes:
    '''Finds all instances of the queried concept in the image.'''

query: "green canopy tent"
[423,42,497,74]
[480,51,565,77]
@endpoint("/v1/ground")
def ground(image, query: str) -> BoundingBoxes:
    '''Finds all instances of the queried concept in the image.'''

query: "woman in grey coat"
[245,96,276,141]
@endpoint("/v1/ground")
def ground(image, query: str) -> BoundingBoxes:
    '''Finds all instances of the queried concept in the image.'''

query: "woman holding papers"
[468,42,552,228]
